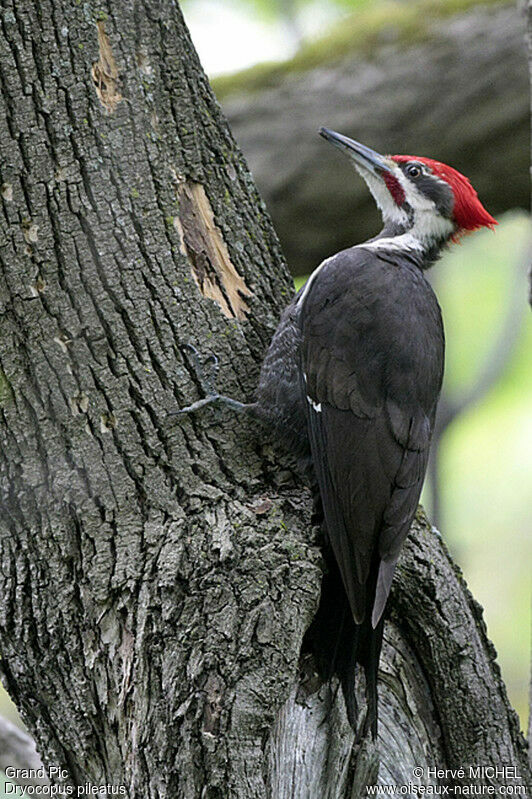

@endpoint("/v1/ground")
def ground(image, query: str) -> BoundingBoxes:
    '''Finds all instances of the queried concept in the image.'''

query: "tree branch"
[0,716,48,787]
[218,1,528,275]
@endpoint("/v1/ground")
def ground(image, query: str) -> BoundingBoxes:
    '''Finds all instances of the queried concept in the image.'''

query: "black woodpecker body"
[254,129,496,738]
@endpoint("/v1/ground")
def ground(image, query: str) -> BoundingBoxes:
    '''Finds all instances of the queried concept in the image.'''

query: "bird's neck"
[363,219,453,269]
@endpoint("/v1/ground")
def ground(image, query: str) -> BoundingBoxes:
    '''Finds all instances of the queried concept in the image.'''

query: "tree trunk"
[216,0,528,275]
[0,2,529,797]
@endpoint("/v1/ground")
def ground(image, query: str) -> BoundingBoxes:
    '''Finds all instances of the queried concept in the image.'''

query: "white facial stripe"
[359,233,424,254]
[355,166,408,226]
[353,162,453,242]
[394,169,434,211]
[411,212,454,242]
[393,168,454,243]
[299,160,455,286]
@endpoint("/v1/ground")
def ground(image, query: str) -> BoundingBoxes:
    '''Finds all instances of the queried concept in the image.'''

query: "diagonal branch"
[436,237,532,435]
[427,238,531,526]
[0,716,49,787]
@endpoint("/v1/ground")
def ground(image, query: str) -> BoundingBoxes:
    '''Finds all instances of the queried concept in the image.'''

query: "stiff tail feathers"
[359,614,385,739]
[303,553,385,740]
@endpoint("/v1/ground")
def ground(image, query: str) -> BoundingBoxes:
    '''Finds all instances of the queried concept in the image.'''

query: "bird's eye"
[406,164,422,178]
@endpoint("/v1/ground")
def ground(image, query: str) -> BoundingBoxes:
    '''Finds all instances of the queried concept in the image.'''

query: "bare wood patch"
[1,183,13,201]
[22,218,39,244]
[91,20,122,113]
[176,181,251,320]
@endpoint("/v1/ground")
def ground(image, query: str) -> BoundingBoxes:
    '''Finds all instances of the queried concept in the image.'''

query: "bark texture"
[217,1,528,274]
[0,2,530,797]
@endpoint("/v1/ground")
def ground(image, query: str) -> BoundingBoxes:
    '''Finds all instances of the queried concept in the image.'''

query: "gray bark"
[0,2,530,797]
[218,1,528,275]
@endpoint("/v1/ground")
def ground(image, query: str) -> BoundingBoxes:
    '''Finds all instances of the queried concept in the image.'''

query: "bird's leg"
[170,344,251,417]
[172,393,249,416]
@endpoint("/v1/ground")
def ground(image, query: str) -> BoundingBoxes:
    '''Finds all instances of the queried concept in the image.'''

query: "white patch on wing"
[307,395,322,412]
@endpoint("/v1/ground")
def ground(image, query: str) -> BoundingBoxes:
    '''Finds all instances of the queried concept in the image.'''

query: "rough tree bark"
[216,0,528,274]
[0,2,530,797]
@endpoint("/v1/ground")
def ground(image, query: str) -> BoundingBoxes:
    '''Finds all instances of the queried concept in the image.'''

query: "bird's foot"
[183,343,220,397]
[171,393,249,416]
[170,344,249,417]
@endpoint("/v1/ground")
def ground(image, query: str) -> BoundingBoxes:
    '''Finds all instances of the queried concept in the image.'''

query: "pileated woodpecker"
[253,129,496,738]
[177,129,496,738]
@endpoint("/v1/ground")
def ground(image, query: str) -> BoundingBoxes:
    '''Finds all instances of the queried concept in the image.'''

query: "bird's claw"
[170,394,220,417]
[169,344,250,419]
[182,343,219,397]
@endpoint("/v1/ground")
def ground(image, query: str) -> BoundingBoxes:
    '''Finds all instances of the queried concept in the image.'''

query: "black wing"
[300,247,444,626]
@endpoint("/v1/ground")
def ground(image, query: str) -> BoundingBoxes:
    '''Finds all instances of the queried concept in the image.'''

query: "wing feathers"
[372,557,400,628]
[300,247,443,627]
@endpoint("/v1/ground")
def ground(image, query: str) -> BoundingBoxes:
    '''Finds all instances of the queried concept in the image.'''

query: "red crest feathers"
[391,155,497,234]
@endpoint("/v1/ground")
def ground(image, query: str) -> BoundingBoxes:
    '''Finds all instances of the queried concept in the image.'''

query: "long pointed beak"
[319,128,392,177]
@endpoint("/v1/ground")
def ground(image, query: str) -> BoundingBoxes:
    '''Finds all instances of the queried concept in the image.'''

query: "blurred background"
[0,0,530,745]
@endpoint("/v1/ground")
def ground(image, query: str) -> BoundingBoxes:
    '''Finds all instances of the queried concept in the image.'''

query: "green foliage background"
[430,213,531,723]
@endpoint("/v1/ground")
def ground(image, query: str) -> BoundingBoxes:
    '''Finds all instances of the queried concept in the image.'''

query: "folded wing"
[300,247,443,627]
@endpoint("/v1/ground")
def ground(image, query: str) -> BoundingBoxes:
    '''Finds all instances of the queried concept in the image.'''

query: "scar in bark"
[91,20,122,113]
[176,181,251,320]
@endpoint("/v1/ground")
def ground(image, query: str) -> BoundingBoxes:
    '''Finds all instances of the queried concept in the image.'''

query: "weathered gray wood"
[218,1,528,274]
[267,514,531,795]
[0,2,530,797]
[268,620,445,798]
